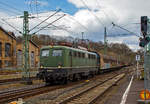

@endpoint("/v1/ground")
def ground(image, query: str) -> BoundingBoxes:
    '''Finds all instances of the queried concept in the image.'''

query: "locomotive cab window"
[52,50,62,56]
[41,50,49,57]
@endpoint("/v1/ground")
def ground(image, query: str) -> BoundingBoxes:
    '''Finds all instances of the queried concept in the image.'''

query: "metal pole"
[22,11,32,84]
[137,60,139,79]
[82,32,84,44]
[104,27,107,55]
[144,52,147,104]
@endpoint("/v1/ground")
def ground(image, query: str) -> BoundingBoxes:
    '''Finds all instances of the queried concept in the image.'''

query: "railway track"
[0,84,62,103]
[0,78,96,103]
[59,74,125,104]
[0,66,128,104]
[32,72,125,104]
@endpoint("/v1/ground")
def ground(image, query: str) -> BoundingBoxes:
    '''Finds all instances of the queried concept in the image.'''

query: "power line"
[29,0,33,13]
[0,1,23,14]
[35,0,38,16]
[67,15,89,32]
[0,7,21,16]
[80,0,105,27]
[1,19,23,34]
[95,0,113,24]
[108,33,134,37]
[0,20,6,25]
[36,18,76,35]
[112,22,141,38]
[32,14,66,34]
[66,14,106,39]
[56,9,92,36]
[0,16,21,20]
[29,9,62,17]
[29,9,61,32]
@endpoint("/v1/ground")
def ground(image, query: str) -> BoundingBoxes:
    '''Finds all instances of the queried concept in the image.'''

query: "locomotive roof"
[41,45,97,55]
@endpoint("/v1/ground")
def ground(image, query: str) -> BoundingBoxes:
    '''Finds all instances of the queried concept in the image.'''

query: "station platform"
[104,73,144,104]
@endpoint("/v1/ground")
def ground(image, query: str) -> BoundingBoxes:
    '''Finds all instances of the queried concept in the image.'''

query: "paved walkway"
[105,75,144,104]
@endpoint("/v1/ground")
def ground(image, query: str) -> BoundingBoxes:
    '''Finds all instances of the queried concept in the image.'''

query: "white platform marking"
[120,76,134,104]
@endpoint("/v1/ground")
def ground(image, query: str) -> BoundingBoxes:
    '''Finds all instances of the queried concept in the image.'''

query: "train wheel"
[45,80,54,86]
[60,77,68,85]
[73,74,77,82]
[73,74,81,81]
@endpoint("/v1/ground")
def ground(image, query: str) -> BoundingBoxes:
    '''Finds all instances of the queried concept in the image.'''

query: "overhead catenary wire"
[29,8,61,32]
[66,14,109,39]
[95,0,113,24]
[0,7,21,16]
[35,0,38,16]
[29,2,100,38]
[112,22,141,38]
[66,14,89,32]
[29,9,61,17]
[0,20,6,25]
[29,0,33,14]
[36,18,76,35]
[65,14,97,38]
[0,1,23,14]
[32,14,66,34]
[0,16,22,20]
[80,0,105,27]
[1,19,23,34]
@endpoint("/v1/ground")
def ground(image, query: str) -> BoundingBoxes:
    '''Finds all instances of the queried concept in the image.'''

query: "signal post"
[139,16,150,102]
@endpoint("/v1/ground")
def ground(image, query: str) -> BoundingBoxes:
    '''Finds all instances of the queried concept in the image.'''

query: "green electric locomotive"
[37,45,100,84]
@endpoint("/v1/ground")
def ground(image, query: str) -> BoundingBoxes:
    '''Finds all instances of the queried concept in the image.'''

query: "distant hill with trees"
[17,34,141,64]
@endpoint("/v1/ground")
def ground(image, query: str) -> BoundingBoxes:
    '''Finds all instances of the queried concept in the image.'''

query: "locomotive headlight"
[58,62,62,69]
[58,65,61,68]
[40,65,43,68]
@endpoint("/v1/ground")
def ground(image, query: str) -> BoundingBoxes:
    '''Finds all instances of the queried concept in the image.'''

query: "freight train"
[37,45,124,84]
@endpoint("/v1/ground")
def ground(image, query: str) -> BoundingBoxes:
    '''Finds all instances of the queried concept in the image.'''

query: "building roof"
[0,26,16,40]
[17,39,39,48]
[29,40,39,48]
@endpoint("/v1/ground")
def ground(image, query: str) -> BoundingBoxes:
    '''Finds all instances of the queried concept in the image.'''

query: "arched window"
[5,43,11,57]
[31,51,34,67]
[17,50,22,67]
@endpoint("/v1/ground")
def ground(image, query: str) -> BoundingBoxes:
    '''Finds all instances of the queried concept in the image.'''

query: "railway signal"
[140,16,150,47]
[139,37,149,47]
[140,16,150,102]
[141,16,147,38]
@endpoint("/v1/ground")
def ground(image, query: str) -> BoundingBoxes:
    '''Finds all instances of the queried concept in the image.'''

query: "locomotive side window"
[41,50,49,57]
[92,55,94,59]
[73,51,77,57]
[88,54,91,59]
[52,50,62,56]
[78,52,81,58]
[82,53,85,58]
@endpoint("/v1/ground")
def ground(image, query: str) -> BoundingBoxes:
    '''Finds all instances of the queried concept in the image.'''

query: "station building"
[16,40,39,68]
[0,27,17,69]
[0,26,39,69]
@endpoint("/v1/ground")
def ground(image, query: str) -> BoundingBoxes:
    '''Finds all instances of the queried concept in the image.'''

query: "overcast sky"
[0,0,149,51]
